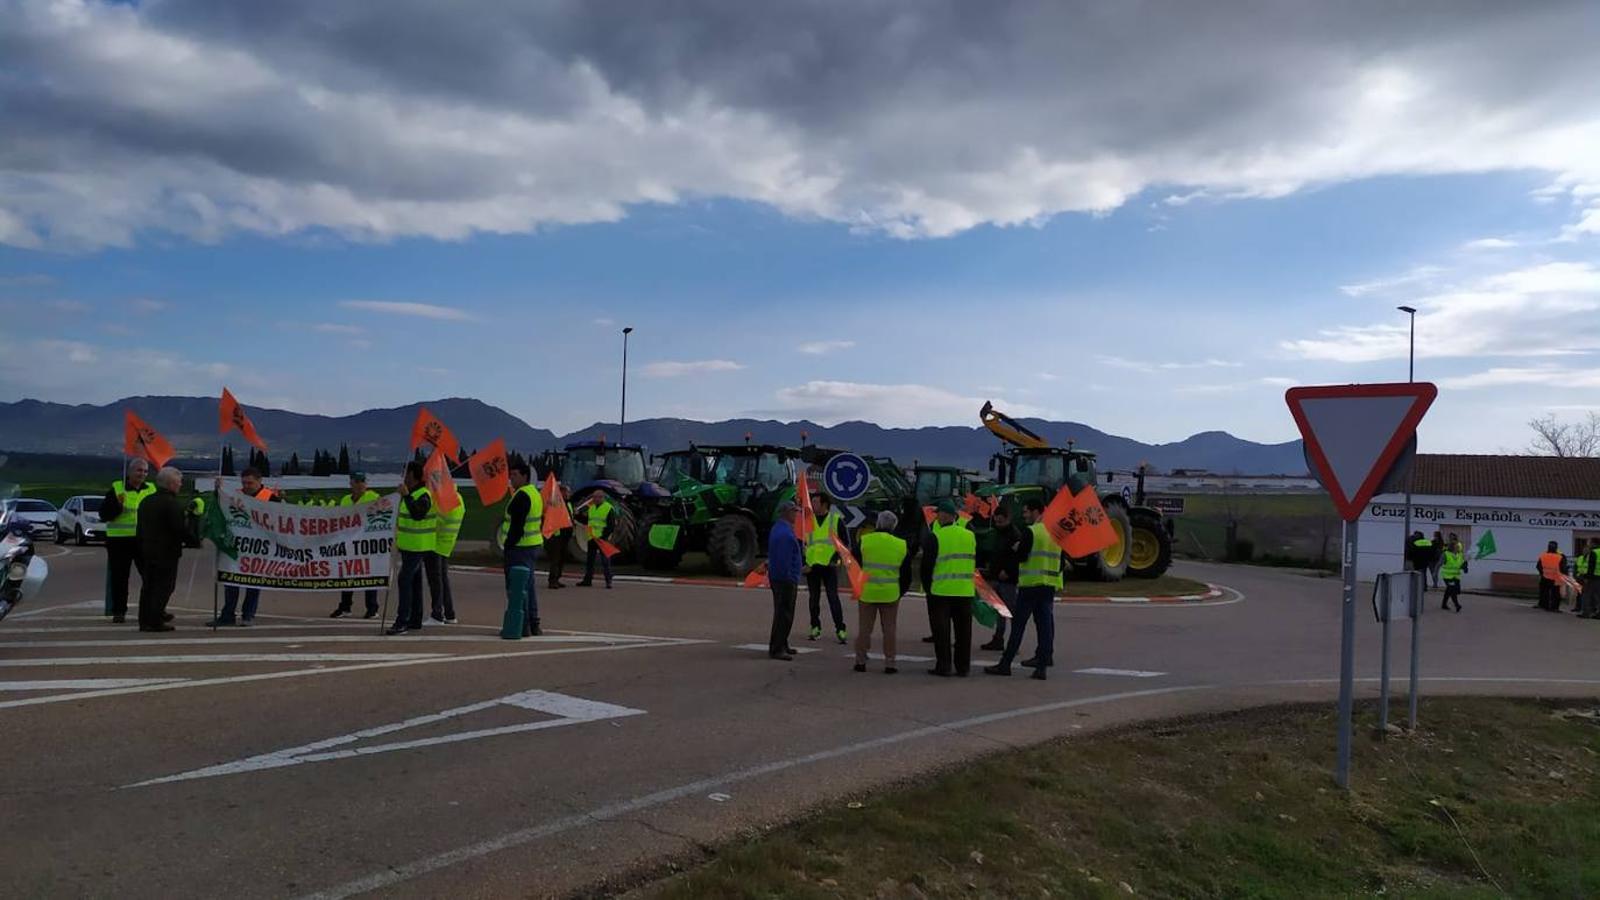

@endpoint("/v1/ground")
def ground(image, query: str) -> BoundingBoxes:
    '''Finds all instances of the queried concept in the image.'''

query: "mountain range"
[0,396,1306,475]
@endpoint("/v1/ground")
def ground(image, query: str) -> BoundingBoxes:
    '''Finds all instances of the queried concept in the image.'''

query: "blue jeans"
[506,545,540,624]
[219,586,260,622]
[1001,585,1056,667]
[395,551,428,629]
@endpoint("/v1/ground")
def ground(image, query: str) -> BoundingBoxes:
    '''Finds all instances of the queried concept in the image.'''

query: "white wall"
[1357,493,1600,590]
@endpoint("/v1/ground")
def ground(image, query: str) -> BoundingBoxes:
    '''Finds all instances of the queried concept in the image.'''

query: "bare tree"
[1527,412,1600,457]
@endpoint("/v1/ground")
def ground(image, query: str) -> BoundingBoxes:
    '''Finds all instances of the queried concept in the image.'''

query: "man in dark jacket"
[977,505,1024,651]
[136,467,187,633]
[767,501,803,660]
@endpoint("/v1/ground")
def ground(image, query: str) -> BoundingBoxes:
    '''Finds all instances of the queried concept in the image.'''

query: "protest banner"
[213,486,395,591]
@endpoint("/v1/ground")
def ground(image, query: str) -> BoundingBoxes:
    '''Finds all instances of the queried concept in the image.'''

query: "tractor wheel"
[636,510,685,571]
[707,513,759,577]
[1078,502,1132,582]
[1126,508,1174,579]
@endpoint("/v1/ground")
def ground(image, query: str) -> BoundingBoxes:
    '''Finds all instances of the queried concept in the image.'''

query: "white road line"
[0,678,188,690]
[0,654,447,667]
[0,638,707,711]
[7,600,102,619]
[0,634,646,648]
[127,690,645,788]
[732,643,820,654]
[1074,667,1168,678]
[295,684,1212,900]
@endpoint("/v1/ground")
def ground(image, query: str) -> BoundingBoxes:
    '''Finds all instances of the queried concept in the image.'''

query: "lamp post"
[619,326,634,445]
[1397,306,1417,545]
[1397,304,1420,730]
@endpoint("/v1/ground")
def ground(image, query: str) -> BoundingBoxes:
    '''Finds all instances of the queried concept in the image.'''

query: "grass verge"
[642,698,1600,899]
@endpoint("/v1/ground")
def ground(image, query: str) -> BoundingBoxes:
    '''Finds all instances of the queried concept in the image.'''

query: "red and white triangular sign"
[1285,382,1437,521]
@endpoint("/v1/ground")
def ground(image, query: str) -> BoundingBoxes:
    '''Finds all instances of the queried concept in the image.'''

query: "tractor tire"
[636,510,685,571]
[1077,501,1131,582]
[1126,508,1174,579]
[707,513,760,577]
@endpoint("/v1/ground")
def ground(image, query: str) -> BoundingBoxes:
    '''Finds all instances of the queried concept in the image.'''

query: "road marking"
[126,689,645,788]
[1074,667,1167,678]
[0,637,706,710]
[6,599,102,619]
[732,643,820,654]
[0,654,447,667]
[295,684,1212,900]
[0,634,648,648]
[0,678,188,690]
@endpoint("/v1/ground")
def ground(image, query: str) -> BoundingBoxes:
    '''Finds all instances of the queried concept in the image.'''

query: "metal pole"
[1400,308,1415,580]
[619,326,633,445]
[1409,570,1422,729]
[1337,518,1358,788]
[1378,575,1391,733]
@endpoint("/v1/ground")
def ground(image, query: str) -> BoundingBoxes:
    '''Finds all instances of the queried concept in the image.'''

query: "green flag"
[202,497,240,560]
[1475,530,1497,560]
[971,596,999,629]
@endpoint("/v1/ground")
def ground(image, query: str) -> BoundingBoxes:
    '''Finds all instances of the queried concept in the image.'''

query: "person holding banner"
[805,493,850,644]
[209,468,280,627]
[100,457,155,624]
[986,497,1056,680]
[853,511,911,674]
[330,472,381,619]
[919,499,976,677]
[388,461,436,635]
[499,459,545,638]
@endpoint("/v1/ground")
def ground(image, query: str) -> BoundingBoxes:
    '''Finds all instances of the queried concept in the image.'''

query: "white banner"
[215,486,396,592]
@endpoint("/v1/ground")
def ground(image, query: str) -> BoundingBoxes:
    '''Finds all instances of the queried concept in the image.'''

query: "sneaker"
[1031,666,1048,681]
[162,612,174,623]
[984,664,1012,676]
[770,652,795,661]
[431,614,445,624]
[1021,656,1039,668]
[979,638,1005,651]
[239,619,254,627]
[808,626,822,641]
[111,615,125,624]
[363,609,379,619]
[445,616,458,624]
[836,628,848,644]
[386,624,409,636]
[330,609,350,619]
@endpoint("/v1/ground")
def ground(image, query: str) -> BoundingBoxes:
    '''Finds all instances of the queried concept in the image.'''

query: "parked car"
[55,494,106,545]
[0,498,58,542]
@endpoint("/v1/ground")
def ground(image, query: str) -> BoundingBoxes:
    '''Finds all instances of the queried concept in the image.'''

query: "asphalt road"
[5,546,1598,898]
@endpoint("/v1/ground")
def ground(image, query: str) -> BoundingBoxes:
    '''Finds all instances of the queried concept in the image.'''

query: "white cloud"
[44,299,88,313]
[1158,358,1243,370]
[641,359,745,378]
[592,317,617,327]
[130,298,168,314]
[766,381,1049,427]
[0,274,55,287]
[1437,365,1600,390]
[1461,237,1518,251]
[1258,376,1300,387]
[1284,261,1600,363]
[1096,355,1242,373]
[337,300,475,321]
[1339,266,1445,298]
[0,338,235,403]
[312,322,365,335]
[2,2,1599,248]
[797,340,856,355]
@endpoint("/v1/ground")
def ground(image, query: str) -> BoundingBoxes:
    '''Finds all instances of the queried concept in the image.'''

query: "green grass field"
[646,697,1600,899]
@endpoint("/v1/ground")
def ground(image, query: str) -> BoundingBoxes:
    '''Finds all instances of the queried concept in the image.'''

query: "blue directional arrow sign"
[821,453,872,502]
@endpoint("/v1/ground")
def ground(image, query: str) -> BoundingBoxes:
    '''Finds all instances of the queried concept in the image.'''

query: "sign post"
[1286,382,1437,788]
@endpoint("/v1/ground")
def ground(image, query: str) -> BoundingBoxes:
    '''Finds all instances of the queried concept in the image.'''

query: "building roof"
[1409,454,1600,501]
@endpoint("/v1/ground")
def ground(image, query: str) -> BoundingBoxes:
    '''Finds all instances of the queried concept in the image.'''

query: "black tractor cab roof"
[564,440,645,453]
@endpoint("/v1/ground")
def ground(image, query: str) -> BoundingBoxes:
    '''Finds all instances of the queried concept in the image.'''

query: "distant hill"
[0,396,1306,474]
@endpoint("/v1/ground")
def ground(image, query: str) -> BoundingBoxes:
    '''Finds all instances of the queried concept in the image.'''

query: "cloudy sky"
[1,0,1597,451]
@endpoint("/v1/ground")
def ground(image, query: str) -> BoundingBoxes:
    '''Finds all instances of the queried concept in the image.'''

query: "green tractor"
[912,464,990,508]
[977,402,1173,581]
[638,443,802,576]
[650,445,717,490]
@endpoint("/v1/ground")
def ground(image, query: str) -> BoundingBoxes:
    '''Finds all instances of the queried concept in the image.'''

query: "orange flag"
[963,493,996,519]
[1040,485,1120,558]
[832,534,865,600]
[123,409,176,468]
[595,537,621,559]
[922,505,937,525]
[423,448,461,514]
[409,406,461,463]
[467,439,510,504]
[219,387,268,452]
[541,473,573,538]
[974,572,1013,619]
[794,468,818,536]
[742,562,770,589]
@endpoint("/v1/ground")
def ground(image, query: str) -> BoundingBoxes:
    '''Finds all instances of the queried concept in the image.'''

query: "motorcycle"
[0,483,49,623]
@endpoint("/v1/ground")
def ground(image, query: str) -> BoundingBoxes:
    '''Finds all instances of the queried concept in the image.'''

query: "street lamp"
[1397,306,1416,383]
[619,326,634,445]
[1395,304,1420,730]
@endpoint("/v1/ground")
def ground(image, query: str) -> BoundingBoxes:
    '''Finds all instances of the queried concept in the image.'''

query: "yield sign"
[1285,383,1437,521]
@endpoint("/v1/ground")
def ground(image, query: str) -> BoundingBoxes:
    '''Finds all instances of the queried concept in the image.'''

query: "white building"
[1357,455,1600,592]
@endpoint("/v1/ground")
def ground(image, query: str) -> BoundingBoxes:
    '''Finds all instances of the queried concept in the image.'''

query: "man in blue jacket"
[767,500,803,660]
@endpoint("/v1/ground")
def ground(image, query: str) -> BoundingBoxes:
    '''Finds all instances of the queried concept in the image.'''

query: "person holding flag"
[431,489,465,624]
[329,472,381,619]
[387,461,436,635]
[919,499,977,678]
[987,497,1059,680]
[576,494,614,589]
[99,457,155,624]
[545,481,574,590]
[498,459,545,638]
[804,492,850,644]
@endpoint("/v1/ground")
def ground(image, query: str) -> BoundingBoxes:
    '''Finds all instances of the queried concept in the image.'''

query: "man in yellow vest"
[100,457,155,624]
[430,495,465,624]
[209,467,282,626]
[853,511,910,674]
[1577,539,1600,619]
[805,492,849,644]
[498,459,545,638]
[388,461,436,636]
[330,472,381,619]
[577,493,614,589]
[1438,535,1467,613]
[919,499,976,677]
[987,496,1058,680]
[1535,540,1568,612]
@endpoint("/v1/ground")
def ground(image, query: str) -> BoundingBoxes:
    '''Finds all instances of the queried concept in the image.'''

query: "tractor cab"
[998,447,1100,496]
[652,446,717,489]
[559,441,649,492]
[703,444,798,512]
[913,464,986,507]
